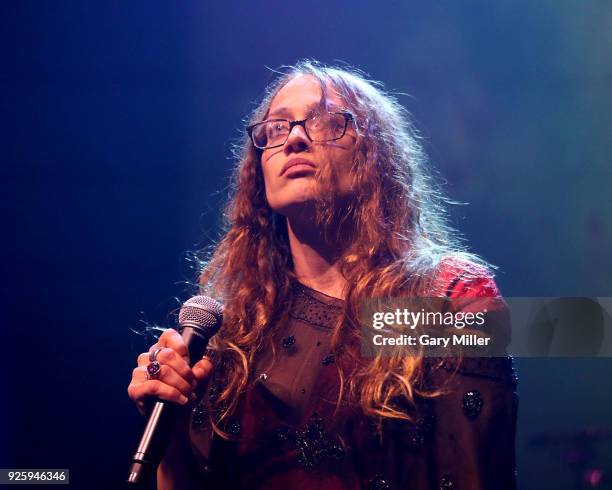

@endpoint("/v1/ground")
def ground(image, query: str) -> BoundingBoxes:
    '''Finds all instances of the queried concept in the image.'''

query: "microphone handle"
[126,325,211,488]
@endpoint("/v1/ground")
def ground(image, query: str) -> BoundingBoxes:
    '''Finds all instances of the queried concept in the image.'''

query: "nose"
[283,123,311,154]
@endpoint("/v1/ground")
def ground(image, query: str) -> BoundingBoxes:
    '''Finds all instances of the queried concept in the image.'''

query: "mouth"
[280,158,317,176]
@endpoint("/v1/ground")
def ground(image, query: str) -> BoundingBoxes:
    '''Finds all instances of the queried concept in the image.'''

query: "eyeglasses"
[246,112,353,150]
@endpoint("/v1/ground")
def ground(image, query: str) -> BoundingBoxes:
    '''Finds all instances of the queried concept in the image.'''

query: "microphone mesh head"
[178,295,223,334]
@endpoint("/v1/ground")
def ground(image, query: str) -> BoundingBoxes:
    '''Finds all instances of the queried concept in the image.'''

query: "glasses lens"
[306,113,346,141]
[252,120,290,149]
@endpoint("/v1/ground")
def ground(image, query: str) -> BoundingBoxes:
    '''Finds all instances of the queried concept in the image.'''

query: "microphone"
[126,295,223,488]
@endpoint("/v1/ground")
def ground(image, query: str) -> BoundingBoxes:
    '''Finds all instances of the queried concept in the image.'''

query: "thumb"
[192,357,214,383]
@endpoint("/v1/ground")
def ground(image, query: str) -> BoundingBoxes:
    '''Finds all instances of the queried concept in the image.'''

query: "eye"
[267,121,287,137]
[329,117,342,129]
[308,114,325,130]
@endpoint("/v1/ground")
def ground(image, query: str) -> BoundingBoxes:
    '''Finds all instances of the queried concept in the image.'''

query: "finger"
[129,365,191,400]
[192,357,214,383]
[127,382,143,409]
[128,370,148,402]
[129,379,189,405]
[132,364,193,398]
[157,329,189,360]
[136,348,195,387]
[136,341,163,367]
[155,348,196,385]
[137,352,152,367]
[131,366,148,384]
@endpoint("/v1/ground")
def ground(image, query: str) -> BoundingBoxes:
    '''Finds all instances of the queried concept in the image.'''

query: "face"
[259,75,358,219]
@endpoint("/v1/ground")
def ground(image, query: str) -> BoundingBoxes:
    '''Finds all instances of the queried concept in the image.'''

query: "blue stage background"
[2,2,611,488]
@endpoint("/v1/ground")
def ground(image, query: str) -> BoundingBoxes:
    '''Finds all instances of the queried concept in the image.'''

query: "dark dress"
[167,273,518,490]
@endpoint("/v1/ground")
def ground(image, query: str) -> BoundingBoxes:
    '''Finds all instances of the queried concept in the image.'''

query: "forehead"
[268,74,345,115]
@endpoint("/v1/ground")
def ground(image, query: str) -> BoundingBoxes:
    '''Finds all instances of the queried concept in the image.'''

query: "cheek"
[260,158,276,191]
[331,148,359,194]
[330,146,356,175]
[260,159,292,208]
[260,151,282,186]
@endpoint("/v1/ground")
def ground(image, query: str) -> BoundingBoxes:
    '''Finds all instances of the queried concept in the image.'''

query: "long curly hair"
[198,60,493,436]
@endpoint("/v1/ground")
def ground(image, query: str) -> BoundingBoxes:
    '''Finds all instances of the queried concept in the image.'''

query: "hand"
[127,328,214,416]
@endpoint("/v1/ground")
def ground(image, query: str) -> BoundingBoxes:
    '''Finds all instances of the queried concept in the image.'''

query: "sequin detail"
[282,335,296,348]
[322,355,335,366]
[275,427,291,442]
[440,474,454,488]
[191,403,207,430]
[462,390,484,419]
[368,474,391,490]
[227,419,241,435]
[275,415,344,470]
[408,414,436,447]
[208,383,220,402]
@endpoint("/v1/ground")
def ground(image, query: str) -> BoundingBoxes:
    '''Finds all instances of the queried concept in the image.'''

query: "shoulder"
[433,255,501,299]
[429,255,514,373]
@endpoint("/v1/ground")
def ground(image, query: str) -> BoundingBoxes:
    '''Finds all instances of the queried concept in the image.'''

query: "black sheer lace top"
[169,277,518,490]
[250,281,344,424]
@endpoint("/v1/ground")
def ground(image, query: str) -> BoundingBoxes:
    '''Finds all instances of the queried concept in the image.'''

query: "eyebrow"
[268,102,345,119]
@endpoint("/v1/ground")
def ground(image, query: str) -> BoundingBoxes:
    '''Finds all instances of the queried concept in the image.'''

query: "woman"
[128,60,518,489]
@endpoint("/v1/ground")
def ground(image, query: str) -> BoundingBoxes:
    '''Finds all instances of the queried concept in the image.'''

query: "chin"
[267,188,318,218]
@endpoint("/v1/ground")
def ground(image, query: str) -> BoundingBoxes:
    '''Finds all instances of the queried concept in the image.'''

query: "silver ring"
[146,361,161,380]
[149,347,163,362]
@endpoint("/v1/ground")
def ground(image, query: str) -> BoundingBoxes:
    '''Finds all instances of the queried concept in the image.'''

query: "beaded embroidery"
[462,390,484,419]
[275,414,344,470]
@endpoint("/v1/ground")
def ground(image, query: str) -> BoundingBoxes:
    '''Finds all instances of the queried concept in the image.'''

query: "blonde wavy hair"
[197,60,492,436]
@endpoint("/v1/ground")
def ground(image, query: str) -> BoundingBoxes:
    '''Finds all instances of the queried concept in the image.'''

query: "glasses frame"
[246,111,354,150]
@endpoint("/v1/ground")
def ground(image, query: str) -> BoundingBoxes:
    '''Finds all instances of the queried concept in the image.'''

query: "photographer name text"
[371,333,491,347]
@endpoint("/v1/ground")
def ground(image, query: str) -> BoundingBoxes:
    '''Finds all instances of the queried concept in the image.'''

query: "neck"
[286,216,347,300]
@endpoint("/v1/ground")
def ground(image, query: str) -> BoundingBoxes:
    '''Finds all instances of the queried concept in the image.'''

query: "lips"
[280,158,317,176]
